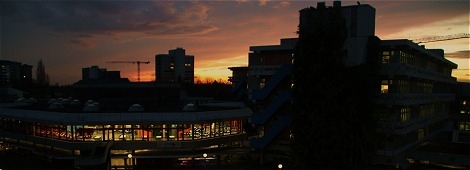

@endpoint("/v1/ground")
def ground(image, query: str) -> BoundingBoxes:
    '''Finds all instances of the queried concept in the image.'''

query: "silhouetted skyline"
[1,0,468,85]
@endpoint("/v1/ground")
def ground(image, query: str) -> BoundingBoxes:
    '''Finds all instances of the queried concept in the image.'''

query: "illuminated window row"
[381,50,453,76]
[0,118,244,142]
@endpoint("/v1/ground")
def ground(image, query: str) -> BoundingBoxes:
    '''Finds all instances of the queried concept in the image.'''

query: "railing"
[376,93,455,105]
[377,128,442,156]
[252,91,291,125]
[250,116,292,149]
[380,64,456,83]
[376,111,447,135]
[252,64,292,100]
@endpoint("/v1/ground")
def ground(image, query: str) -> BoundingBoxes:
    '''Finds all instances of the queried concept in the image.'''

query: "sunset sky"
[1,0,469,85]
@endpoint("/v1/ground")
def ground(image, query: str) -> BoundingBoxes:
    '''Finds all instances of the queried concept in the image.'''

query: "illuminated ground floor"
[0,103,252,169]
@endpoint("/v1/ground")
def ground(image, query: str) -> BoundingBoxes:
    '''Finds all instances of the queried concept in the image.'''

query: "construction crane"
[107,61,150,82]
[412,33,469,44]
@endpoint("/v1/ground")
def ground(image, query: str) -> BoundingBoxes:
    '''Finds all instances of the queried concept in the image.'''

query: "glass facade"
[0,118,243,142]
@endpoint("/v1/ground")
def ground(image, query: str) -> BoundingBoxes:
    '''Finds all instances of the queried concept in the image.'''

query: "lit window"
[382,51,391,64]
[381,80,391,93]
[292,53,295,64]
[459,122,465,130]
[400,108,411,122]
[381,85,389,93]
[259,78,266,88]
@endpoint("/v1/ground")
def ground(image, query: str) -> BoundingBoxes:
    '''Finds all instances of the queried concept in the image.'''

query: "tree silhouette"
[36,59,50,86]
[291,6,380,170]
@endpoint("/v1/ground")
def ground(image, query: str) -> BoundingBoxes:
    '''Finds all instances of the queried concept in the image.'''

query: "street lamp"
[278,163,283,170]
[127,154,133,169]
[203,153,208,168]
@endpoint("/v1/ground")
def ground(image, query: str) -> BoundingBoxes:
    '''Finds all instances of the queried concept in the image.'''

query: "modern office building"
[155,48,194,84]
[0,101,251,169]
[229,1,462,169]
[375,40,458,168]
[231,1,377,165]
[0,60,33,87]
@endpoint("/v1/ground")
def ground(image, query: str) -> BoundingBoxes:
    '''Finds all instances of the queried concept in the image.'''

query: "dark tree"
[36,59,50,86]
[291,6,380,170]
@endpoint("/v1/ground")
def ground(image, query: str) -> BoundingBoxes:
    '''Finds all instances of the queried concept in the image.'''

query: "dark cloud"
[2,1,217,46]
[446,50,470,59]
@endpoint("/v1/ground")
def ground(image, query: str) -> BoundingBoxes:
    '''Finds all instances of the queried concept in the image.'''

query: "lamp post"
[127,153,133,169]
[203,153,208,168]
[278,163,283,170]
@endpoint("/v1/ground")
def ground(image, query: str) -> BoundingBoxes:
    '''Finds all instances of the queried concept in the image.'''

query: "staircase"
[252,64,292,100]
[250,116,292,149]
[252,91,291,125]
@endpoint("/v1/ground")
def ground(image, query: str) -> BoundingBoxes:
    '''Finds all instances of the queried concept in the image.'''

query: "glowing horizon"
[1,1,468,85]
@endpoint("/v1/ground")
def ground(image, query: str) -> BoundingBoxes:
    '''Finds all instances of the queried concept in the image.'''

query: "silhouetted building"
[244,37,294,164]
[451,82,470,142]
[0,60,33,87]
[81,65,122,81]
[155,48,194,84]
[228,66,248,100]
[230,2,461,169]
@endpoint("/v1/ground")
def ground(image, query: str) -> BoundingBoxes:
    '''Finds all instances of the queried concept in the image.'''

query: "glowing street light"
[127,154,133,169]
[278,163,283,169]
[203,153,208,168]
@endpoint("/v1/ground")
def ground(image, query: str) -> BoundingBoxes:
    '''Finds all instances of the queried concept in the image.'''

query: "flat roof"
[0,103,252,124]
[381,39,457,68]
[249,45,295,52]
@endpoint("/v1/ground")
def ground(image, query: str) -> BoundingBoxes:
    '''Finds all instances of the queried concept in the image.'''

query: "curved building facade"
[0,102,251,169]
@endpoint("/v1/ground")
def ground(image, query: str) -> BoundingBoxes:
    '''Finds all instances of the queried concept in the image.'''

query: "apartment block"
[155,48,194,84]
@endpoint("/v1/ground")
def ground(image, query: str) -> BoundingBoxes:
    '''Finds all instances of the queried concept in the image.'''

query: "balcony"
[376,93,455,106]
[380,63,456,83]
[376,111,447,135]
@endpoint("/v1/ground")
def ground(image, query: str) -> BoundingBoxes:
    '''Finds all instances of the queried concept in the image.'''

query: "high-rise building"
[155,48,194,84]
[230,2,460,169]
[0,60,33,87]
